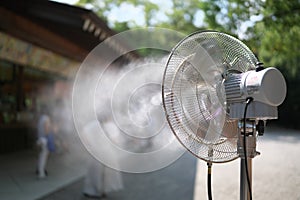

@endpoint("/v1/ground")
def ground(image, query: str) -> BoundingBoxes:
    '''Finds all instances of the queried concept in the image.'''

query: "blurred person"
[82,115,123,199]
[36,105,55,179]
[51,98,70,154]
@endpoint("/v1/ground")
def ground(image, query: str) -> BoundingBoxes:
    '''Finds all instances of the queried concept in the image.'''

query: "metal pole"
[240,158,252,200]
[238,120,256,200]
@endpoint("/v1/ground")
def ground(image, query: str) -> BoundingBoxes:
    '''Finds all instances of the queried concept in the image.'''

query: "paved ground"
[194,126,300,200]
[38,152,197,200]
[1,126,299,200]
[38,126,300,200]
[0,135,89,200]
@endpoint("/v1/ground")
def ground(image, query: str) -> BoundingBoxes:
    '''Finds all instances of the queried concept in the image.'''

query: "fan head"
[162,31,259,163]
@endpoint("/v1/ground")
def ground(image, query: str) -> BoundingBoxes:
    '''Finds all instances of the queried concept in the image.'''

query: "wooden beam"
[0,7,88,61]
[0,31,80,78]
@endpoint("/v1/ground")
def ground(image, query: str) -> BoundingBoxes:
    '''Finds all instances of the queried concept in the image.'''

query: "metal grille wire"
[162,31,258,163]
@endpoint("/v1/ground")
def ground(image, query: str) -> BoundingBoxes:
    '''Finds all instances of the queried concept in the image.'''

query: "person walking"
[36,105,53,179]
[82,115,123,199]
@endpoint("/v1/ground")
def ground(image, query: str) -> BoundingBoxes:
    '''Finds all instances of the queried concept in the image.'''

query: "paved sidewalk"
[35,126,300,200]
[1,126,299,200]
[194,126,300,200]
[0,132,198,200]
[0,135,90,200]
[39,152,197,200]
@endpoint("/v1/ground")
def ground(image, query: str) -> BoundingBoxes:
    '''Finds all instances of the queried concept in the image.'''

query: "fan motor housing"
[224,67,287,119]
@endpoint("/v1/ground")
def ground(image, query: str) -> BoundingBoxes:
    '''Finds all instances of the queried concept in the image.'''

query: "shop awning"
[0,0,137,78]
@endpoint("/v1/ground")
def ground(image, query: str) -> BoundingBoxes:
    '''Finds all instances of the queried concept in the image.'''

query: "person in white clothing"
[82,116,123,199]
[36,105,52,179]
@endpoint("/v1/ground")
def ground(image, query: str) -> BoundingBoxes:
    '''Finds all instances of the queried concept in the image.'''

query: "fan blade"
[188,44,225,143]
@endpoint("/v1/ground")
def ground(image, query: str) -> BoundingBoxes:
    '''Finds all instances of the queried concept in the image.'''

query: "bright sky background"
[51,0,261,39]
[51,0,205,28]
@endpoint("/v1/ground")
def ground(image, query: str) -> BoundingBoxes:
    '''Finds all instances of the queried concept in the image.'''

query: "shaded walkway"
[0,136,89,200]
[1,126,299,200]
[39,153,197,200]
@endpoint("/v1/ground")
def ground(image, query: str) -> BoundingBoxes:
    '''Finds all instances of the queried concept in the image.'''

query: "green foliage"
[253,0,300,128]
[254,0,300,78]
[113,22,130,32]
[196,0,264,36]
[161,0,200,34]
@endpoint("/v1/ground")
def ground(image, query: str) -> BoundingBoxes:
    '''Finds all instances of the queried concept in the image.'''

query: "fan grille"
[162,31,258,163]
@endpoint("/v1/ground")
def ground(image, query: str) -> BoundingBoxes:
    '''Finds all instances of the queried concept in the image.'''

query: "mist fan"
[162,31,287,200]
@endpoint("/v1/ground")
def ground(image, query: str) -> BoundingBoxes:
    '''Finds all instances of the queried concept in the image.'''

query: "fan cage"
[162,31,258,163]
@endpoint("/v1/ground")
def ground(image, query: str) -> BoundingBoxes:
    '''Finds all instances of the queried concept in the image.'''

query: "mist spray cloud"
[72,28,187,173]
